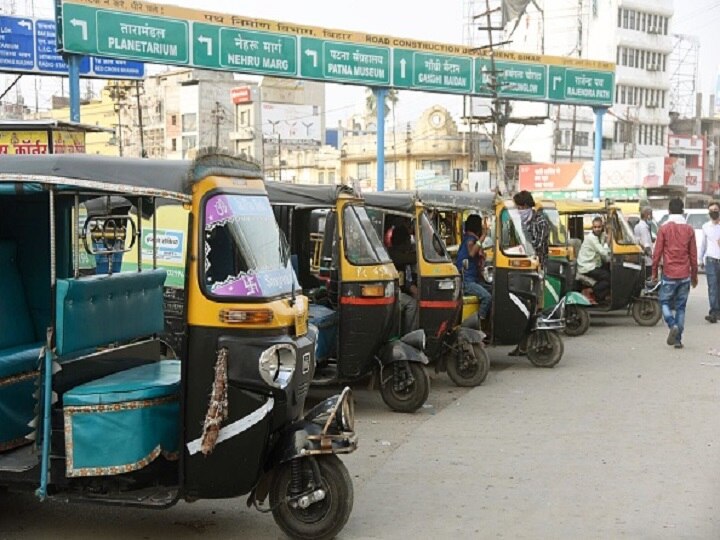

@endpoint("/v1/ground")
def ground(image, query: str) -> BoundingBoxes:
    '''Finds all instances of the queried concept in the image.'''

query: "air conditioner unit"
[647,64,660,72]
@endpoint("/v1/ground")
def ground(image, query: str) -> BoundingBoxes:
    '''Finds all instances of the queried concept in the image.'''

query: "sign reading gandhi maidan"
[58,0,615,107]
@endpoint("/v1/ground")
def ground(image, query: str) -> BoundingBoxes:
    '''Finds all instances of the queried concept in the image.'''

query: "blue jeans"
[659,277,691,342]
[705,258,720,317]
[464,280,492,318]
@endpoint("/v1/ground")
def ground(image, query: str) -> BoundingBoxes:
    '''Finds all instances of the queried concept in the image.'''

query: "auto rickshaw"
[555,200,661,327]
[0,153,356,540]
[266,182,430,413]
[363,191,490,387]
[538,200,592,336]
[412,191,566,368]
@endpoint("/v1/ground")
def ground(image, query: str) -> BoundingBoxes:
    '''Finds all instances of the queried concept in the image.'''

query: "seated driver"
[388,221,419,334]
[577,216,611,303]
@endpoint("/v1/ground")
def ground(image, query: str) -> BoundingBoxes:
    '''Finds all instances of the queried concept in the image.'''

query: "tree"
[365,87,399,119]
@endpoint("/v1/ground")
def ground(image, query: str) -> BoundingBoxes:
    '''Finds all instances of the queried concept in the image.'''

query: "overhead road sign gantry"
[57,0,614,107]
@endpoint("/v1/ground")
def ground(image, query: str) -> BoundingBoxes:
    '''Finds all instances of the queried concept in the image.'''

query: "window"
[420,159,451,176]
[318,171,325,185]
[574,132,589,147]
[182,113,197,132]
[612,211,637,245]
[342,205,391,265]
[203,195,292,299]
[171,115,177,126]
[182,135,197,158]
[171,138,177,152]
[357,162,371,180]
[328,171,336,184]
[628,10,636,30]
[499,208,534,257]
[419,212,450,263]
[617,8,622,27]
[239,111,248,126]
[622,9,629,28]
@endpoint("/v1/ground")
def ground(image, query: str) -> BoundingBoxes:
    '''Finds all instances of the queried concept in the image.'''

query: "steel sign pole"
[68,55,82,122]
[375,87,386,192]
[592,107,607,201]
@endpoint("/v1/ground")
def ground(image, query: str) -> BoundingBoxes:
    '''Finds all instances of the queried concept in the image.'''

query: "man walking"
[700,201,720,323]
[634,206,654,279]
[652,198,698,349]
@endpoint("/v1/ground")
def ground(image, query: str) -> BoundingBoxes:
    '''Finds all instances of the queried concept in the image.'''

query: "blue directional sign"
[0,15,35,71]
[0,14,143,79]
[36,19,90,74]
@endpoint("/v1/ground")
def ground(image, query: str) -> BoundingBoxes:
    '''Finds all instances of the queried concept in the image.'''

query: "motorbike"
[0,152,356,539]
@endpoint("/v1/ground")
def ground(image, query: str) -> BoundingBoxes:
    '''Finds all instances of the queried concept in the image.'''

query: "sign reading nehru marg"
[58,0,615,107]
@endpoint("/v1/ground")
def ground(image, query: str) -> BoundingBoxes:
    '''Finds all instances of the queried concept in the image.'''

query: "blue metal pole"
[68,55,82,123]
[374,87,386,192]
[592,107,607,201]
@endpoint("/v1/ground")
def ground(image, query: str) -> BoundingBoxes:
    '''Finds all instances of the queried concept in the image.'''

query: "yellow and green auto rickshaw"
[538,200,593,336]
[0,153,356,539]
[556,200,661,327]
[364,191,490,387]
[266,182,430,413]
[413,191,566,368]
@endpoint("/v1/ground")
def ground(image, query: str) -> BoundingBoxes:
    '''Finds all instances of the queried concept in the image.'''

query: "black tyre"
[379,361,430,413]
[527,330,564,368]
[564,305,590,337]
[632,298,662,326]
[446,341,490,387]
[270,455,353,540]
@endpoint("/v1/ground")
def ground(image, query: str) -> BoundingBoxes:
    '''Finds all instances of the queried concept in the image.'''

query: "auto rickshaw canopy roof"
[0,152,264,203]
[364,190,497,214]
[265,181,359,207]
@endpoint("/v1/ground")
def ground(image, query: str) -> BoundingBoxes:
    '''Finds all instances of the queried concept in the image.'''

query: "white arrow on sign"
[304,49,318,68]
[70,18,88,41]
[18,20,32,31]
[198,35,213,56]
[399,58,407,78]
[552,75,562,92]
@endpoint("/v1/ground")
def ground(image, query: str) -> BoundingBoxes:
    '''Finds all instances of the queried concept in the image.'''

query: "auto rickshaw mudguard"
[565,291,591,306]
[377,332,429,366]
[457,326,486,345]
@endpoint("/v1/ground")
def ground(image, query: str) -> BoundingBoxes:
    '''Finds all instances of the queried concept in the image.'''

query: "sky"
[7,0,720,140]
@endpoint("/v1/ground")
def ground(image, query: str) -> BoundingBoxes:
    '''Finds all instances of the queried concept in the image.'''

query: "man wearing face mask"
[512,190,549,266]
[634,206,654,279]
[576,216,611,303]
[700,201,720,323]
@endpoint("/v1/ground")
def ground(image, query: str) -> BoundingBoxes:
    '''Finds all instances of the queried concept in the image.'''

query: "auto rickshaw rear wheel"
[632,298,662,326]
[526,330,564,368]
[564,305,590,337]
[270,455,353,540]
[379,361,430,413]
[446,342,490,387]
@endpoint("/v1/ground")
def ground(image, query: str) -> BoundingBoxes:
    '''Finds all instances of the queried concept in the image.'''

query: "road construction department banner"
[0,130,49,154]
[519,157,665,192]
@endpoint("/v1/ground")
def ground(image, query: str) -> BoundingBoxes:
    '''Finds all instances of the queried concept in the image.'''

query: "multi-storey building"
[503,0,674,163]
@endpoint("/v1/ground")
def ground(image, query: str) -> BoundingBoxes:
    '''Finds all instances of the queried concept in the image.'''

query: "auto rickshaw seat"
[0,239,43,452]
[308,304,338,362]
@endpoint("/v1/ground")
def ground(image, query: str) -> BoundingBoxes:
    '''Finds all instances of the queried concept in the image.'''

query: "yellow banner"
[64,0,615,71]
[0,131,49,155]
[53,131,87,154]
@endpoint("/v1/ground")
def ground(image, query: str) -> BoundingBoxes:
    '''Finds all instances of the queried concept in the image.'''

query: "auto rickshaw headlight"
[258,344,296,389]
[436,279,456,291]
[361,284,385,297]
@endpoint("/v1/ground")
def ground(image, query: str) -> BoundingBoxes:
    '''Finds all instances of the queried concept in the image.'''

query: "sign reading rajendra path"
[58,0,615,107]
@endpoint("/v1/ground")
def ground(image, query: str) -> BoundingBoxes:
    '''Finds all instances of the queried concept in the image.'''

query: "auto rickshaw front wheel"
[270,455,353,540]
[632,298,662,326]
[379,361,430,413]
[446,342,490,387]
[527,330,564,368]
[564,305,590,337]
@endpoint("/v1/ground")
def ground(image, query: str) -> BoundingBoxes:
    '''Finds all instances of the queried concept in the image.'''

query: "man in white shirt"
[700,201,720,323]
[577,216,611,302]
[634,206,654,279]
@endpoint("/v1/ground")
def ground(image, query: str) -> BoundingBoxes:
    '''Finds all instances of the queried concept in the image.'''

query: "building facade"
[505,0,674,163]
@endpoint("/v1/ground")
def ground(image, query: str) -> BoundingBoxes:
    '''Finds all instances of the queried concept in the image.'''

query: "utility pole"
[211,101,226,149]
[569,0,583,162]
[135,80,146,157]
[109,82,127,157]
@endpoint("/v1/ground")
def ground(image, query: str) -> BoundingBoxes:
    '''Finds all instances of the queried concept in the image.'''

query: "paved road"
[2,280,719,539]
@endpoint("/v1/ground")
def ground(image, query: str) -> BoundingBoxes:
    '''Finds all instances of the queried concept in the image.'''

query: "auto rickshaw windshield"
[343,204,392,265]
[203,193,295,298]
[419,212,451,263]
[614,210,637,245]
[500,208,536,257]
[542,209,567,247]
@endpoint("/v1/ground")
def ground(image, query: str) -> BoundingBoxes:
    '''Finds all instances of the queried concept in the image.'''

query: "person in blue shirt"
[456,214,492,319]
